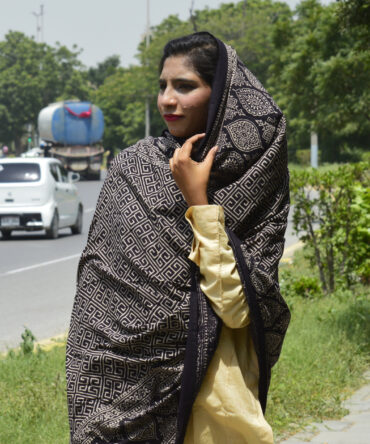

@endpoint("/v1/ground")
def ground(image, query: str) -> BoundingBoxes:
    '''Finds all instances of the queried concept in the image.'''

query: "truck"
[38,100,105,180]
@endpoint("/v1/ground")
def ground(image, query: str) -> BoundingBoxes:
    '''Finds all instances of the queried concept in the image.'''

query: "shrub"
[280,269,322,300]
[20,327,36,356]
[295,149,311,165]
[290,162,369,293]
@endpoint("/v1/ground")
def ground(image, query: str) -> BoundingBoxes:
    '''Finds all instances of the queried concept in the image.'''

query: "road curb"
[1,332,67,357]
[36,332,67,351]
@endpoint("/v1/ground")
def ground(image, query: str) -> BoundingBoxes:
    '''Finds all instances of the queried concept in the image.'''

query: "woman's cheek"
[157,95,163,113]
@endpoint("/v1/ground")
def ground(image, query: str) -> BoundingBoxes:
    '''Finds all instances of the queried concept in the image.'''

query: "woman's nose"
[161,89,177,107]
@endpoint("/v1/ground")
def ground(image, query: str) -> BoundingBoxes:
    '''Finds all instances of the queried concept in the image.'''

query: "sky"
[1,0,333,68]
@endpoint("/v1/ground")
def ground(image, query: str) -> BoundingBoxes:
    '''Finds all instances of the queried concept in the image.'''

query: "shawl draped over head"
[66,35,290,444]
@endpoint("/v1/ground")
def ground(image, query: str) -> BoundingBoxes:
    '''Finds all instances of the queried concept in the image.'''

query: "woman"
[66,32,290,444]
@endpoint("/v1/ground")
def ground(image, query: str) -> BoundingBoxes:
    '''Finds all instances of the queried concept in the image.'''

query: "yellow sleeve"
[185,205,249,329]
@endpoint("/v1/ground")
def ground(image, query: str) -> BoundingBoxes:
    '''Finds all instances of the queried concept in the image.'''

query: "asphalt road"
[0,175,104,351]
[0,172,298,351]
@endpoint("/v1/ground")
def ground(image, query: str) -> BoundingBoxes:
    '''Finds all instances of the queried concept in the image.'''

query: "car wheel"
[71,206,83,235]
[45,210,59,239]
[1,230,12,240]
[87,170,101,181]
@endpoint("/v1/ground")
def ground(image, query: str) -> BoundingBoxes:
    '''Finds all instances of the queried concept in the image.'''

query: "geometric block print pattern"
[66,40,290,444]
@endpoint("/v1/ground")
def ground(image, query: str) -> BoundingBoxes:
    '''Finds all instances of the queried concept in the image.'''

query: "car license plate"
[1,216,20,227]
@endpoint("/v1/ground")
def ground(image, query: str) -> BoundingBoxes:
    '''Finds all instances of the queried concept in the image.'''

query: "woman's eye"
[177,84,194,92]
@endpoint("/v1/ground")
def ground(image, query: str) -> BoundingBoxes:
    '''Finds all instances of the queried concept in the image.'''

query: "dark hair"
[159,32,218,86]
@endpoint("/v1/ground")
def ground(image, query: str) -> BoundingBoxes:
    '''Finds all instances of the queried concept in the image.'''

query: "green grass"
[0,345,69,444]
[0,253,368,443]
[267,252,370,440]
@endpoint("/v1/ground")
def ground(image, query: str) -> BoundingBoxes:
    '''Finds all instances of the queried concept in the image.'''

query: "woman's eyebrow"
[159,77,198,85]
[174,78,197,83]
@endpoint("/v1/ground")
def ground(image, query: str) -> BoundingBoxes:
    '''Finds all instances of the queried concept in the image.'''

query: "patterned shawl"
[66,36,290,444]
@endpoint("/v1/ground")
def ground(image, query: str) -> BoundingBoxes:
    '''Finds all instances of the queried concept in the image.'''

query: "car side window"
[59,166,69,183]
[49,164,60,182]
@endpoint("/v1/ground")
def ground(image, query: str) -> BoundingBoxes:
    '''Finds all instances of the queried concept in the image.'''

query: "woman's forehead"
[159,56,199,80]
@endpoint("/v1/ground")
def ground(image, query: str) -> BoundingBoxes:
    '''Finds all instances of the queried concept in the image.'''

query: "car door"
[59,164,79,224]
[50,163,70,227]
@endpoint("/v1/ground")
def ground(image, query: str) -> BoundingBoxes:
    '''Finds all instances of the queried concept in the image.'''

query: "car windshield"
[0,163,41,183]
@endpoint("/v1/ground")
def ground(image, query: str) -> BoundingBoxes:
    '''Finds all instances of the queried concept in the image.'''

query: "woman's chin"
[167,126,206,139]
[167,127,188,138]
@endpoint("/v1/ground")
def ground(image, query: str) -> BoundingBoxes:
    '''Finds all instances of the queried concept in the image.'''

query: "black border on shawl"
[193,36,228,162]
[226,228,269,413]
[175,263,200,444]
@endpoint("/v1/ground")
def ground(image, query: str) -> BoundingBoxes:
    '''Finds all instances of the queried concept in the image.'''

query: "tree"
[0,32,89,154]
[336,0,370,45]
[193,0,291,85]
[93,66,152,150]
[0,32,45,153]
[268,0,370,161]
[87,55,122,89]
[291,163,369,293]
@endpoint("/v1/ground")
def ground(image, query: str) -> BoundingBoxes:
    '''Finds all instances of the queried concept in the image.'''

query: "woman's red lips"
[164,114,183,122]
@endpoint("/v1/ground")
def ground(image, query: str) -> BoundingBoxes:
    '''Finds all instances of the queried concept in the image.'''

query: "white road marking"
[1,254,80,276]
[1,208,93,277]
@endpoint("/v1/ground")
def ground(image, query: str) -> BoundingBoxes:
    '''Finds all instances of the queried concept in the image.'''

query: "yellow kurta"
[184,205,273,444]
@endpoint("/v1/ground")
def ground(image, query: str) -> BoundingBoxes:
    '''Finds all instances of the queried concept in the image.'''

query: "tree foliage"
[290,163,370,293]
[268,0,370,161]
[87,55,122,89]
[0,32,88,154]
[92,67,147,150]
[192,0,291,85]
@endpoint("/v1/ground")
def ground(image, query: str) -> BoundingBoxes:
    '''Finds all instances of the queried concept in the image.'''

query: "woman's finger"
[181,133,206,157]
[203,145,218,173]
[172,147,181,165]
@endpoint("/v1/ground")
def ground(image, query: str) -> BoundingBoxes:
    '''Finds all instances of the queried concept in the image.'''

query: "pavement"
[278,370,370,444]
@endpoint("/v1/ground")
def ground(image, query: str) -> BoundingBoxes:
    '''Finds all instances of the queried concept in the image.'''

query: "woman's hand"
[169,133,218,207]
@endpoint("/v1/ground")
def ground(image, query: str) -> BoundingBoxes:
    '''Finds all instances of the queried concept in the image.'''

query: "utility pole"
[32,4,44,43]
[189,0,198,32]
[145,0,150,138]
[310,131,318,168]
[40,4,44,43]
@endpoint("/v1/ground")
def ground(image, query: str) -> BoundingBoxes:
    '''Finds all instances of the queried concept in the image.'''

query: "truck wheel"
[1,230,12,240]
[45,211,59,239]
[71,206,83,235]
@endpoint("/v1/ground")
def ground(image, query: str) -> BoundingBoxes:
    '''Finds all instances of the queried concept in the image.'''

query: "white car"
[0,158,83,239]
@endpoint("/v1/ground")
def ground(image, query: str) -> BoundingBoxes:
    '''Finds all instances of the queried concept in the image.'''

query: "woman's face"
[157,56,212,138]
